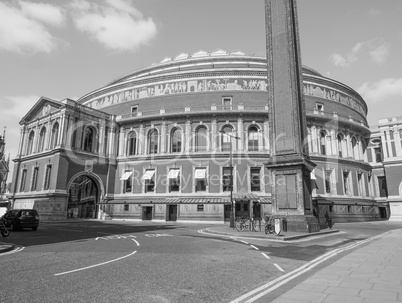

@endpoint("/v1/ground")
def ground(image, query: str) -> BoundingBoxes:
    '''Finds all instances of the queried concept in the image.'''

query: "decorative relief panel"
[86,78,268,110]
[303,84,365,115]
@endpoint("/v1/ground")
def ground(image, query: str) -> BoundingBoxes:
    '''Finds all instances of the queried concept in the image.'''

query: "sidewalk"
[269,228,402,303]
[205,224,339,241]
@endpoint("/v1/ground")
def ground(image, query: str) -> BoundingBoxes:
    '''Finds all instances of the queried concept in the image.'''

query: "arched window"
[195,126,207,152]
[148,129,158,154]
[127,132,137,156]
[248,126,259,151]
[221,125,234,152]
[351,137,357,159]
[319,131,326,155]
[337,133,344,157]
[27,131,35,155]
[83,127,95,152]
[50,123,59,149]
[170,128,182,153]
[38,127,47,152]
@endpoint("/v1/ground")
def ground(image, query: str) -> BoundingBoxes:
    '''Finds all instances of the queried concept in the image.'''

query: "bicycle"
[251,217,261,232]
[0,216,10,237]
[235,217,251,231]
[264,217,275,234]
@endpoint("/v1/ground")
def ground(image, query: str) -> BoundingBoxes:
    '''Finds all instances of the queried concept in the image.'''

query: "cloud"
[19,1,65,27]
[357,78,402,103]
[368,8,382,17]
[329,38,390,67]
[69,0,157,52]
[0,1,64,54]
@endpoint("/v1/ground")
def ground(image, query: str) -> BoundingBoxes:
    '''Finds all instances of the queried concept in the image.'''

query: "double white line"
[230,231,390,303]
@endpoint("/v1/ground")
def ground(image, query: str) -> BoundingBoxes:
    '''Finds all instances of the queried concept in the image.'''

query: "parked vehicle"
[2,209,39,231]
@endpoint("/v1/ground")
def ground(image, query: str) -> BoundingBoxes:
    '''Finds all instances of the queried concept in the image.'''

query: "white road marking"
[261,252,270,260]
[96,232,114,235]
[132,238,140,246]
[240,240,249,245]
[273,263,284,272]
[230,231,392,303]
[0,246,25,256]
[250,245,259,251]
[54,250,137,276]
[144,233,173,237]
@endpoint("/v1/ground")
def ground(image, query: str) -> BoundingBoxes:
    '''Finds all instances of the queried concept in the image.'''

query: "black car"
[2,209,39,231]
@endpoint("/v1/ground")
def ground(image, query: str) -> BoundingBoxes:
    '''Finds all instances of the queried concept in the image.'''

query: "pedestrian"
[325,211,329,224]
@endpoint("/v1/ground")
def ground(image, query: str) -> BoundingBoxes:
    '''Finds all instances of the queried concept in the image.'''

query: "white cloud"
[357,78,402,103]
[329,38,390,67]
[19,1,65,27]
[69,0,157,52]
[0,2,64,54]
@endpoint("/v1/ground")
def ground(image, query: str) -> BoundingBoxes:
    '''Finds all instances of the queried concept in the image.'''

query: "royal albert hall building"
[10,50,388,223]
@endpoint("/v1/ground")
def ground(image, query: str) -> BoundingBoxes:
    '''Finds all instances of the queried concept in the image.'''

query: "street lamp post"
[220,130,240,228]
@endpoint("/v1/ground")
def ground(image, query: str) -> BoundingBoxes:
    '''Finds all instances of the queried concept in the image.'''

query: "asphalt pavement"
[2,220,402,302]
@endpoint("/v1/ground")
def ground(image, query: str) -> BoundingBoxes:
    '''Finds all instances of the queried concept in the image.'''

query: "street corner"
[0,242,20,254]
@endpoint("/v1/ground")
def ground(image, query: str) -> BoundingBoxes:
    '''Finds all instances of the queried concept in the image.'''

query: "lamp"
[219,130,240,228]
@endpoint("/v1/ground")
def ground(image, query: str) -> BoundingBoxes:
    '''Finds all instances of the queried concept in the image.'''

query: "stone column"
[380,130,388,159]
[17,126,26,157]
[211,119,217,151]
[237,117,244,151]
[330,130,337,156]
[311,125,318,153]
[138,124,145,155]
[160,121,167,153]
[185,120,192,152]
[264,0,318,233]
[263,120,270,151]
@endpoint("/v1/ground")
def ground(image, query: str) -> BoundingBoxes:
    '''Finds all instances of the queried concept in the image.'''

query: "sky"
[1,0,402,180]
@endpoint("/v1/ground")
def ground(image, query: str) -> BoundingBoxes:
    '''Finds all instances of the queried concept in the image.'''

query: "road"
[0,220,401,303]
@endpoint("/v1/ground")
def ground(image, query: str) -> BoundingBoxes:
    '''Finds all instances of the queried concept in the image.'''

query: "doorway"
[142,206,153,220]
[167,205,177,221]
[67,175,98,219]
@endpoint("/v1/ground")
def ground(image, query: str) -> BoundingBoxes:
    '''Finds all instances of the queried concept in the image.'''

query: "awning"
[101,197,166,204]
[165,197,231,204]
[168,169,180,179]
[232,193,271,203]
[142,170,155,180]
[120,171,133,181]
[194,168,206,179]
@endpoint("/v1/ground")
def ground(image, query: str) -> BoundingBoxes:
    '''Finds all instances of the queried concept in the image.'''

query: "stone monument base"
[276,215,320,233]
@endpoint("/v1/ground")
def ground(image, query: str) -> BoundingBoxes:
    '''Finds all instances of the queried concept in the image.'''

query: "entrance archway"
[66,172,104,219]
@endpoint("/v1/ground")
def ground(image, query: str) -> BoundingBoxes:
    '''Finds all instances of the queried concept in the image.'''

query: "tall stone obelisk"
[265,0,319,233]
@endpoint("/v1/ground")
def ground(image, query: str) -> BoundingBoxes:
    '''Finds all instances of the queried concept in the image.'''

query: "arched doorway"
[67,174,102,219]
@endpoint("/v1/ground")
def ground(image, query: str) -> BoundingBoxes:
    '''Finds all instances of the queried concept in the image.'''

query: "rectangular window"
[124,204,129,211]
[378,176,388,197]
[347,205,352,212]
[168,169,180,192]
[316,103,324,111]
[20,169,27,192]
[250,167,261,192]
[343,171,349,195]
[236,203,241,211]
[31,167,39,191]
[121,170,133,193]
[329,205,333,212]
[195,168,207,192]
[44,165,52,190]
[243,204,248,211]
[197,204,204,212]
[131,105,138,115]
[324,170,332,194]
[142,170,156,193]
[222,97,232,110]
[357,173,364,196]
[222,167,232,192]
[374,147,382,163]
